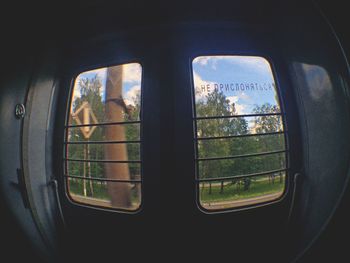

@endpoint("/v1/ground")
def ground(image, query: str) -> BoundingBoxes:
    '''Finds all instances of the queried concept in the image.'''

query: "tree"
[253,103,282,134]
[67,70,141,206]
[68,75,105,196]
[252,103,285,183]
[196,90,249,194]
[125,92,141,202]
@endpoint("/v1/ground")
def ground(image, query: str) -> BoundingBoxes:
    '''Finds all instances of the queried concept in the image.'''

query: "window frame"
[190,53,290,214]
[63,61,145,214]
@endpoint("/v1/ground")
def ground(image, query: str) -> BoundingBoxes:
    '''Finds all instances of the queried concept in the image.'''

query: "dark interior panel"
[1,1,349,262]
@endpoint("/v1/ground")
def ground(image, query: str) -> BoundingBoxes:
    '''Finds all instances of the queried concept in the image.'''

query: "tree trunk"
[243,178,250,191]
[209,182,212,195]
[105,66,131,208]
[220,181,224,194]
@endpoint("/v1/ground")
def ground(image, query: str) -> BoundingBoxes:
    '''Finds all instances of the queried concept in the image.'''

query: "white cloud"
[95,68,107,80]
[238,92,250,100]
[123,63,142,83]
[232,56,271,74]
[87,63,141,84]
[226,96,245,114]
[193,55,272,74]
[233,104,245,115]
[193,71,215,101]
[193,71,250,113]
[226,95,239,104]
[124,85,141,106]
[193,56,224,70]
[193,56,211,66]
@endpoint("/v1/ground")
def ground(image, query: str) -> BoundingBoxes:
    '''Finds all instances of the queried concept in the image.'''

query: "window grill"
[193,112,289,211]
[64,63,142,212]
[192,55,288,211]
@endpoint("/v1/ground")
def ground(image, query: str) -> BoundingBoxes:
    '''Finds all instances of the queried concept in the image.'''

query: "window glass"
[192,56,287,211]
[65,63,142,211]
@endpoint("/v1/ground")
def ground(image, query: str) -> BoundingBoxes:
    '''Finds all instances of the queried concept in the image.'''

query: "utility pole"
[83,105,94,196]
[105,65,131,208]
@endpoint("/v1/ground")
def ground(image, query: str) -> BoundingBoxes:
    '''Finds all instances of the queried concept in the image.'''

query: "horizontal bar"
[196,131,285,141]
[65,158,141,164]
[65,174,141,183]
[196,168,288,182]
[66,120,141,128]
[64,140,141,145]
[196,149,287,162]
[195,112,283,120]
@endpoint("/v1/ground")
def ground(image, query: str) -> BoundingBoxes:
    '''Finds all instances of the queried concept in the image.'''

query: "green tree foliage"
[67,75,141,181]
[196,93,286,193]
[68,75,286,199]
[252,103,286,182]
[196,90,250,191]
[196,90,235,181]
[68,75,105,179]
[253,103,282,133]
[125,92,141,179]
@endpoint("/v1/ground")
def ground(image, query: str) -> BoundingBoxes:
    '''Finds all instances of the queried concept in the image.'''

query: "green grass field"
[68,179,140,203]
[68,175,285,207]
[200,176,285,203]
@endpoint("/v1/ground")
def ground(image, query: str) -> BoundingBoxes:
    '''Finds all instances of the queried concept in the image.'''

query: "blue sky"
[192,56,280,114]
[72,63,142,106]
[72,57,280,116]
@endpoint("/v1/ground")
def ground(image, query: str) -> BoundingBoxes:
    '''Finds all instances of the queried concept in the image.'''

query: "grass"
[68,179,140,204]
[69,180,109,200]
[68,176,285,207]
[200,176,285,203]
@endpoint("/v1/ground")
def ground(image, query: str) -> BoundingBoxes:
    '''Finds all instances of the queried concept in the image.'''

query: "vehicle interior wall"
[1,1,350,262]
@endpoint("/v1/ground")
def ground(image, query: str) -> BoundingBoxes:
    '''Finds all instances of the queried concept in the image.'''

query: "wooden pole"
[83,104,94,196]
[105,66,131,208]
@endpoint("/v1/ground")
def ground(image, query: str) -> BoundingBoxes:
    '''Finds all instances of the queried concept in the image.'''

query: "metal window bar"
[64,174,141,183]
[195,112,284,120]
[196,149,287,161]
[191,60,290,211]
[64,140,141,145]
[64,118,143,172]
[65,158,141,164]
[63,67,144,213]
[65,120,141,128]
[193,110,289,204]
[196,131,285,141]
[196,168,288,183]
